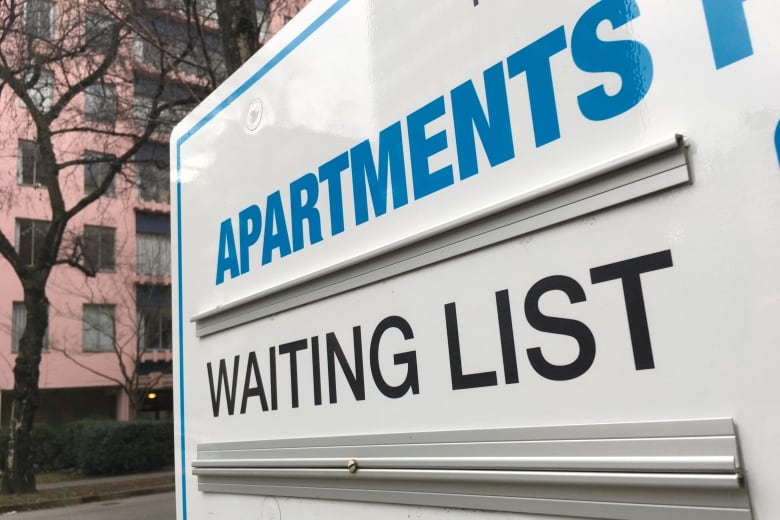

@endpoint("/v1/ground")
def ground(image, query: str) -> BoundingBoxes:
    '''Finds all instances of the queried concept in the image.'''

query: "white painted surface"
[173,1,780,518]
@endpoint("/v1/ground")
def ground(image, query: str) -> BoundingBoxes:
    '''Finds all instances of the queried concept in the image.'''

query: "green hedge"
[0,423,64,472]
[0,420,173,475]
[71,420,174,475]
[32,423,64,471]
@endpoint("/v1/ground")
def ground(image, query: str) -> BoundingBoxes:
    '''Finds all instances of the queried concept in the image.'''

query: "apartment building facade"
[0,0,307,425]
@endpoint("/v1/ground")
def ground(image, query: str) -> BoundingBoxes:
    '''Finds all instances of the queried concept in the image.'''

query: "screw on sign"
[246,99,263,132]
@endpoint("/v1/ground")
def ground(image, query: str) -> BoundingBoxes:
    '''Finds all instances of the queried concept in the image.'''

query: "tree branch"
[0,230,21,275]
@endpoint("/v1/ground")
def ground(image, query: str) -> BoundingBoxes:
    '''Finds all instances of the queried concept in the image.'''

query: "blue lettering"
[507,26,567,148]
[407,96,454,200]
[261,191,292,265]
[572,0,654,121]
[702,0,753,70]
[774,121,780,168]
[213,0,677,284]
[350,121,408,225]
[451,62,516,180]
[216,218,239,285]
[238,205,262,274]
[318,152,349,236]
[289,173,323,252]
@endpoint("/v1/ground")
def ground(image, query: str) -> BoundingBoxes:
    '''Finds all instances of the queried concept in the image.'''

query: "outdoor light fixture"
[147,392,158,400]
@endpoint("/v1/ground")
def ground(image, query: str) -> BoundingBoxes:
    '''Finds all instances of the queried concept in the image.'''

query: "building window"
[84,83,117,124]
[137,285,172,351]
[85,12,114,52]
[136,141,169,203]
[22,69,54,112]
[11,302,48,353]
[133,96,191,134]
[133,15,222,75]
[178,28,223,77]
[133,37,161,67]
[136,212,170,275]
[23,0,54,40]
[83,225,115,272]
[18,139,42,186]
[82,304,115,352]
[133,75,196,133]
[15,218,48,266]
[84,151,115,196]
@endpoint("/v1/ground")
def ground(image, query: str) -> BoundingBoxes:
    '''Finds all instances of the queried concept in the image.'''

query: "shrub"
[72,420,173,475]
[0,424,65,471]
[60,419,109,469]
[31,423,64,471]
[0,420,172,475]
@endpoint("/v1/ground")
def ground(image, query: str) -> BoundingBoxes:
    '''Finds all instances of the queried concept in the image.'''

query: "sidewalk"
[0,468,175,514]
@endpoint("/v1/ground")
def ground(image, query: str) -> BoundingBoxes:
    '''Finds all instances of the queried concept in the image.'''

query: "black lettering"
[207,356,240,417]
[311,336,322,406]
[524,275,595,381]
[269,346,278,410]
[240,351,269,413]
[279,339,307,408]
[445,302,498,390]
[370,316,419,399]
[590,250,673,370]
[326,328,365,403]
[495,290,519,384]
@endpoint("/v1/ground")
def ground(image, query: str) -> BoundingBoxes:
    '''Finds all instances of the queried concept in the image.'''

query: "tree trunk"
[216,0,259,74]
[1,287,48,494]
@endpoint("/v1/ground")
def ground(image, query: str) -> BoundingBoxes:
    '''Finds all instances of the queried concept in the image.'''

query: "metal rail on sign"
[192,417,751,520]
[194,135,692,337]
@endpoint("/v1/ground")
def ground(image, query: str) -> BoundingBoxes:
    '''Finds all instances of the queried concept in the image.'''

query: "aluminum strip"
[193,418,750,518]
[193,467,741,490]
[197,417,734,451]
[192,455,737,474]
[194,135,690,336]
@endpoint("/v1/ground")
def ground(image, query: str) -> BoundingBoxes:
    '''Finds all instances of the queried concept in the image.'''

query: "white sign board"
[173,1,780,519]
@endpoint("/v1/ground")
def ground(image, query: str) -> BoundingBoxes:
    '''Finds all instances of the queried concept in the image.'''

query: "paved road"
[2,491,175,519]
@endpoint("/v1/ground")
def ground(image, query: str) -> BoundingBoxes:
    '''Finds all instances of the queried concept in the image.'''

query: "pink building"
[0,0,308,425]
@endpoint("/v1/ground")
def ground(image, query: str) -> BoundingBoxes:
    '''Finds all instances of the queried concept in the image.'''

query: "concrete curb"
[0,483,175,514]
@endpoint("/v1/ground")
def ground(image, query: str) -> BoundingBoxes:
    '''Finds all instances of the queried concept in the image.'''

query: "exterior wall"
[0,75,162,419]
[0,0,308,425]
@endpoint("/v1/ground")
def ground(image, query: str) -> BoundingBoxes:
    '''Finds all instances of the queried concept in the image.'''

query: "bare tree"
[0,0,197,493]
[0,0,305,494]
[216,0,257,74]
[217,0,307,75]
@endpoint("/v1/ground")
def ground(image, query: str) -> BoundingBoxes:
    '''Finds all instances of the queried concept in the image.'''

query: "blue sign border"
[174,2,350,517]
